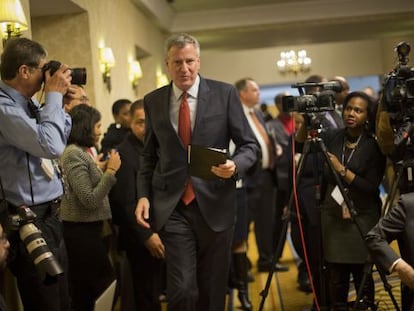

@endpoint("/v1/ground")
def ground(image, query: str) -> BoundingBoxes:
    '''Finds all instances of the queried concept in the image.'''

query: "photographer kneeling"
[0,38,72,310]
[296,91,386,310]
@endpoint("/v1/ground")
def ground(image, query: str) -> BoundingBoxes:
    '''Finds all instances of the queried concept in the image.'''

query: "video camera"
[43,60,87,85]
[1,202,63,284]
[282,81,343,114]
[382,42,414,118]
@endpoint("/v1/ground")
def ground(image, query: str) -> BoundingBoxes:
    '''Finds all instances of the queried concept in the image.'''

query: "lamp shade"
[99,47,115,77]
[0,0,28,35]
[129,60,143,82]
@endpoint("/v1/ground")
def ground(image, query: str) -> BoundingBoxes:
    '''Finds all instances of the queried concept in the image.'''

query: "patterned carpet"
[228,234,402,311]
[159,232,402,311]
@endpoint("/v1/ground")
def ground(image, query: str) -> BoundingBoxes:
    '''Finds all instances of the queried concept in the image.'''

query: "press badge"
[41,158,55,180]
[331,185,351,219]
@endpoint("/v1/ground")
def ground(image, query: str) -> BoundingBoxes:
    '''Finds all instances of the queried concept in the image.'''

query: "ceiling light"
[277,49,311,75]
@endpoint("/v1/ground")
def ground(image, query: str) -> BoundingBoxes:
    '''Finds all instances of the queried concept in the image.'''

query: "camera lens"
[71,68,87,85]
[43,60,87,85]
[19,223,63,283]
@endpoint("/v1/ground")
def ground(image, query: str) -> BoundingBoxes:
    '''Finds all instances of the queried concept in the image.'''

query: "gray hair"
[164,33,200,57]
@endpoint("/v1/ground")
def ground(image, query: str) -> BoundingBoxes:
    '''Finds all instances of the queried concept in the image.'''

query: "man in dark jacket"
[109,100,165,311]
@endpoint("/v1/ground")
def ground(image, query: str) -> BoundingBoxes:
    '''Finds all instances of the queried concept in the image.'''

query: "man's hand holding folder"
[188,145,231,180]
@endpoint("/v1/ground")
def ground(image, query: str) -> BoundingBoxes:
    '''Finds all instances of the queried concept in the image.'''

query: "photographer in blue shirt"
[0,38,72,311]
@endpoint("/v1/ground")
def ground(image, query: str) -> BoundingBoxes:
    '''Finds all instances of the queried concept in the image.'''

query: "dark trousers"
[273,189,288,260]
[63,221,115,311]
[290,182,327,307]
[327,262,374,310]
[8,202,71,311]
[121,227,164,311]
[247,169,277,268]
[160,201,234,311]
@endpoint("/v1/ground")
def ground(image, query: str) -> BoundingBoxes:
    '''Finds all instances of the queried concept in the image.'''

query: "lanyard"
[341,133,362,168]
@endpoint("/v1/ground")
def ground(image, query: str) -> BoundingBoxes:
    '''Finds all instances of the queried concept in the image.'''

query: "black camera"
[382,42,414,117]
[282,81,342,114]
[43,60,87,85]
[7,205,63,284]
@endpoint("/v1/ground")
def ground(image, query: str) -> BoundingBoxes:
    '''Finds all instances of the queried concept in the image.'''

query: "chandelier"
[277,49,311,75]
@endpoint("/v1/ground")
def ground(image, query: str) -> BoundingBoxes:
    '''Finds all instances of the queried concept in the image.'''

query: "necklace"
[345,140,359,149]
[341,133,363,167]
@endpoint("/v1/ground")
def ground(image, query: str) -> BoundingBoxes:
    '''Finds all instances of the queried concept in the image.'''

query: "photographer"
[296,91,386,310]
[364,41,414,311]
[0,38,72,310]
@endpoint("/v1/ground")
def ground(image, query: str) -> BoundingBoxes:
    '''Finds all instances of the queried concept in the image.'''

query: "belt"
[29,197,61,219]
[30,197,61,209]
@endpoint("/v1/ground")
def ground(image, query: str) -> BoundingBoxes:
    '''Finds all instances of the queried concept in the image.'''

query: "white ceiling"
[29,0,414,51]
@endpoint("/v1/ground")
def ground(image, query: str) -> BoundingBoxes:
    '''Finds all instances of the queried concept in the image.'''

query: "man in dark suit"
[234,78,286,273]
[366,193,414,311]
[109,100,165,311]
[135,33,259,311]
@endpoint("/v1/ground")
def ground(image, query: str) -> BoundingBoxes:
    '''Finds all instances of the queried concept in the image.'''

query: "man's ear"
[18,65,31,79]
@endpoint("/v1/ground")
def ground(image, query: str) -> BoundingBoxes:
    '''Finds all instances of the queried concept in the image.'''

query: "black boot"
[233,253,252,311]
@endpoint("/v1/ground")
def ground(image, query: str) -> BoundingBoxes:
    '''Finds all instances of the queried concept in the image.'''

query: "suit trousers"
[160,200,234,311]
[247,169,277,268]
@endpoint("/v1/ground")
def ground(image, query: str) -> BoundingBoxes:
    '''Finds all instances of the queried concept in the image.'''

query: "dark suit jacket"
[243,109,274,190]
[109,133,153,245]
[138,76,259,232]
[366,193,414,310]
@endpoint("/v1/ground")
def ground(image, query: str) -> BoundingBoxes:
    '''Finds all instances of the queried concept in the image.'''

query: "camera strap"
[26,153,35,206]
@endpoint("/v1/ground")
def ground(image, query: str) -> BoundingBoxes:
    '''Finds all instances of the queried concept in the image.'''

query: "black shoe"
[237,290,252,311]
[298,273,312,293]
[247,271,255,283]
[257,262,289,272]
[275,263,289,272]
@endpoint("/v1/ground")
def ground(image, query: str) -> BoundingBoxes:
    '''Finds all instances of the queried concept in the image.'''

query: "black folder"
[188,145,227,180]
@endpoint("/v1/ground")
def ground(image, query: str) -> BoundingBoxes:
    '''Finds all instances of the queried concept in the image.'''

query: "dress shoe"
[247,271,255,283]
[298,273,312,293]
[275,263,289,272]
[257,262,289,272]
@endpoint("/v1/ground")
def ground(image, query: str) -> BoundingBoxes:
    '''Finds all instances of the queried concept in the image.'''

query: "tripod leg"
[352,262,375,310]
[258,140,311,311]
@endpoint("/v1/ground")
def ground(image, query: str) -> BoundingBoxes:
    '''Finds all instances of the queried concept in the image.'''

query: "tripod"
[259,127,331,311]
[259,126,399,311]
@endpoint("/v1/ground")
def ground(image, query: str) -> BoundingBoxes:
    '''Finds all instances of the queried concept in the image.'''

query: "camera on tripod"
[6,204,63,284]
[282,81,343,114]
[382,42,414,119]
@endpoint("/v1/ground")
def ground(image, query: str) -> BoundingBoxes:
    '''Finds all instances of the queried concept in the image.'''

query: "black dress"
[320,128,386,263]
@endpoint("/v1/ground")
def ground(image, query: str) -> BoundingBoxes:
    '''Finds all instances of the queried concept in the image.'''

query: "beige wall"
[200,36,414,86]
[5,0,414,137]
[29,0,167,134]
[32,13,95,104]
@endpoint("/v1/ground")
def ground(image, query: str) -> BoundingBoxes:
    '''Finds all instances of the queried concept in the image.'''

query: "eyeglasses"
[29,64,46,71]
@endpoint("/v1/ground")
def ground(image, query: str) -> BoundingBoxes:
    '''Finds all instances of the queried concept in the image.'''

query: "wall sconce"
[0,0,28,46]
[156,73,169,88]
[277,49,311,75]
[99,47,115,92]
[129,60,143,95]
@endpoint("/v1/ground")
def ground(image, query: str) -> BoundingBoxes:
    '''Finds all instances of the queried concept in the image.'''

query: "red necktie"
[250,111,275,169]
[178,92,195,205]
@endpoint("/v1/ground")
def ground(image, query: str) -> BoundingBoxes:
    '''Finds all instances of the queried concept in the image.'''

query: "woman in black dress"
[297,91,386,310]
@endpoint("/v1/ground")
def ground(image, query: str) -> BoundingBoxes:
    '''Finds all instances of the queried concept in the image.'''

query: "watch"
[339,167,347,177]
